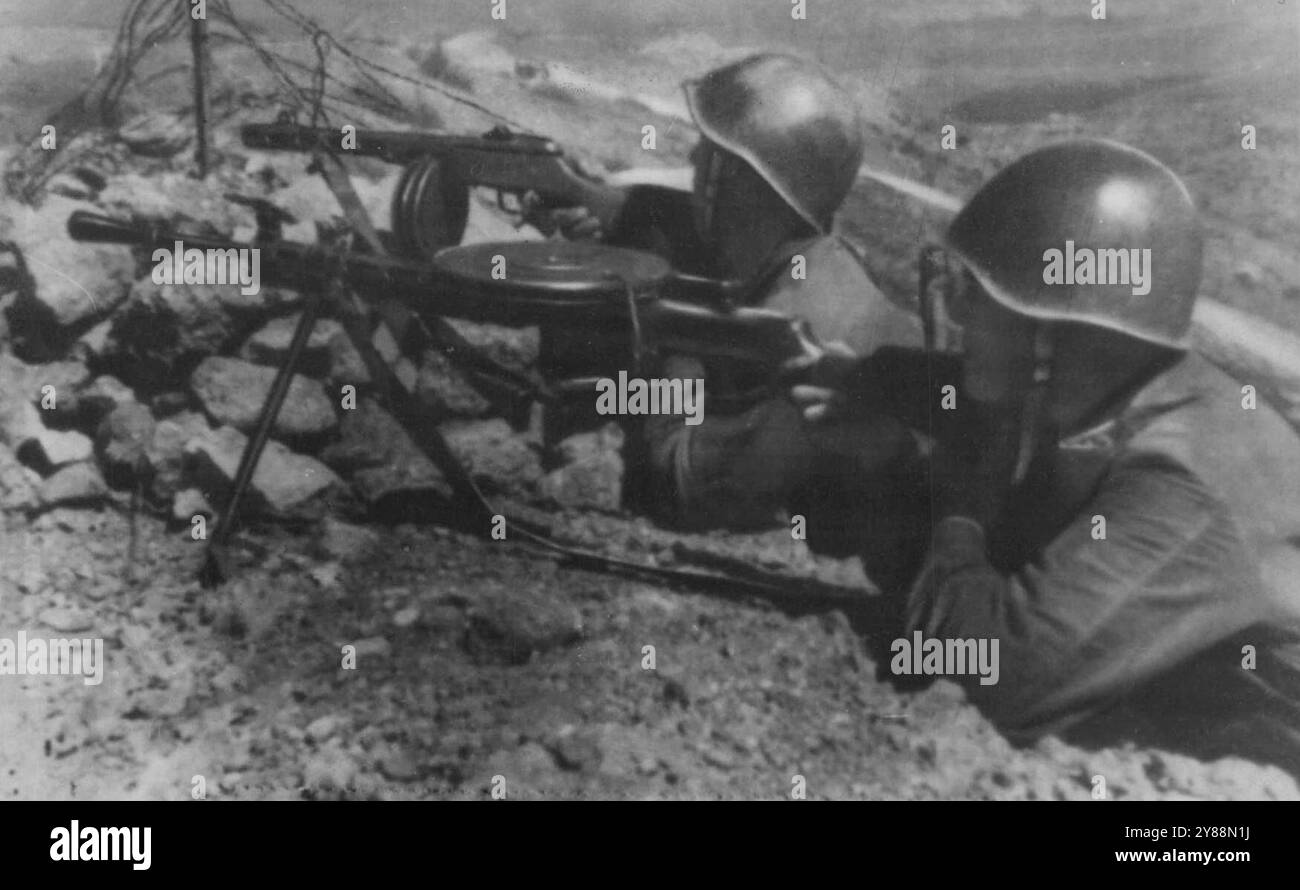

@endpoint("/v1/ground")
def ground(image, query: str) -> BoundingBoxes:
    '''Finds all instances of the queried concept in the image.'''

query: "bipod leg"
[198,287,326,587]
[326,283,499,528]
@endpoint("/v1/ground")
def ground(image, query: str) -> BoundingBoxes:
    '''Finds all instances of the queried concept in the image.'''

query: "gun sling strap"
[200,149,868,615]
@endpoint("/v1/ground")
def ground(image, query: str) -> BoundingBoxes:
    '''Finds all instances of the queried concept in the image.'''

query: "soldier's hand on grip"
[784,341,859,423]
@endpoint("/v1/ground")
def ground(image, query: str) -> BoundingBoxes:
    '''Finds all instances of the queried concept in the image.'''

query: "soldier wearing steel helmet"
[541,53,925,551]
[841,139,1300,776]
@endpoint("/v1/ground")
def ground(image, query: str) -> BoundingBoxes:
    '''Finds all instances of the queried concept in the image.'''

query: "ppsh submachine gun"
[244,113,621,259]
[241,112,718,424]
[66,209,867,613]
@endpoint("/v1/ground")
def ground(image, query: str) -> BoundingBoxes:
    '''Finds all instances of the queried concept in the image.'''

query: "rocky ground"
[1,1,1299,800]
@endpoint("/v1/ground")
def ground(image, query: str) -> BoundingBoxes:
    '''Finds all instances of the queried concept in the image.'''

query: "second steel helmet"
[683,53,865,233]
[944,139,1204,349]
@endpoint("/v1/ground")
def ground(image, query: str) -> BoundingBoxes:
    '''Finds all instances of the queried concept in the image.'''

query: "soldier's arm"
[640,356,922,549]
[603,186,711,274]
[639,354,817,530]
[840,346,966,438]
[539,184,712,274]
[904,452,1266,740]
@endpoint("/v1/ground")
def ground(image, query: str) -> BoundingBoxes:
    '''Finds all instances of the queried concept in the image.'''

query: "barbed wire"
[208,0,332,123]
[202,31,373,121]
[261,0,534,132]
[5,0,535,202]
[259,0,402,115]
[97,0,190,123]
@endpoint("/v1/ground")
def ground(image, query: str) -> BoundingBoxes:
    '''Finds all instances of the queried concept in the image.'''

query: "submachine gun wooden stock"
[241,113,629,261]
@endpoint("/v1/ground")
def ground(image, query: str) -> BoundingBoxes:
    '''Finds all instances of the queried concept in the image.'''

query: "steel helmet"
[683,53,865,233]
[944,139,1203,349]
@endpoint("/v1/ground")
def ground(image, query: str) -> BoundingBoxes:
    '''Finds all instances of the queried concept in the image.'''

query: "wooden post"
[189,1,210,178]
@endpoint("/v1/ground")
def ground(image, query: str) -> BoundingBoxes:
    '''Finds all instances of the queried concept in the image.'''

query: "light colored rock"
[0,393,43,451]
[465,585,583,664]
[47,172,96,200]
[539,424,624,510]
[147,410,211,501]
[320,398,451,508]
[0,354,91,401]
[39,462,108,506]
[392,606,421,628]
[71,318,115,363]
[308,562,342,590]
[117,110,192,158]
[442,418,542,494]
[0,240,28,306]
[351,636,391,660]
[190,356,337,439]
[305,715,344,744]
[376,746,420,782]
[412,318,539,419]
[549,725,605,772]
[303,747,358,792]
[184,425,341,516]
[38,607,94,634]
[96,401,155,476]
[240,314,346,378]
[326,329,370,386]
[319,517,379,563]
[108,277,301,385]
[415,349,490,417]
[0,442,40,512]
[73,374,135,423]
[31,427,94,468]
[267,172,391,237]
[171,487,213,522]
[96,171,245,231]
[8,196,135,330]
[209,663,247,694]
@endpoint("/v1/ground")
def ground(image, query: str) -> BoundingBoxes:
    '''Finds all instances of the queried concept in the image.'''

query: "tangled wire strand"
[5,0,534,203]
[95,0,191,123]
[258,0,534,132]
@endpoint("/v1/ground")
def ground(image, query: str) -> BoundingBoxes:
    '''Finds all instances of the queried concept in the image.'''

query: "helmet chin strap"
[1013,324,1056,485]
[917,246,940,353]
[699,150,725,252]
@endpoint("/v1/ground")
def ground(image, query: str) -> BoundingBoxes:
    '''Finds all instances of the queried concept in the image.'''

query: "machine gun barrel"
[66,211,825,376]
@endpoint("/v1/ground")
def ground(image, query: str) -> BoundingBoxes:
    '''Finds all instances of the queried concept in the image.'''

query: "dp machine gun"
[66,210,864,612]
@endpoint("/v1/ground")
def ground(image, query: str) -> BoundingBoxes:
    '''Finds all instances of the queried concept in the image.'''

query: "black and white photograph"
[0,0,1297,859]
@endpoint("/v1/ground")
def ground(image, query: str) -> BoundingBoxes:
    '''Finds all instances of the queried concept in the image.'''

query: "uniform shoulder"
[758,235,921,353]
[804,234,871,267]
[1120,352,1300,567]
[764,234,878,293]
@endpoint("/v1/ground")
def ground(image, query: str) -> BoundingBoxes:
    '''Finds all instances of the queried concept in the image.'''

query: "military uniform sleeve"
[905,453,1266,740]
[843,346,965,439]
[639,354,817,529]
